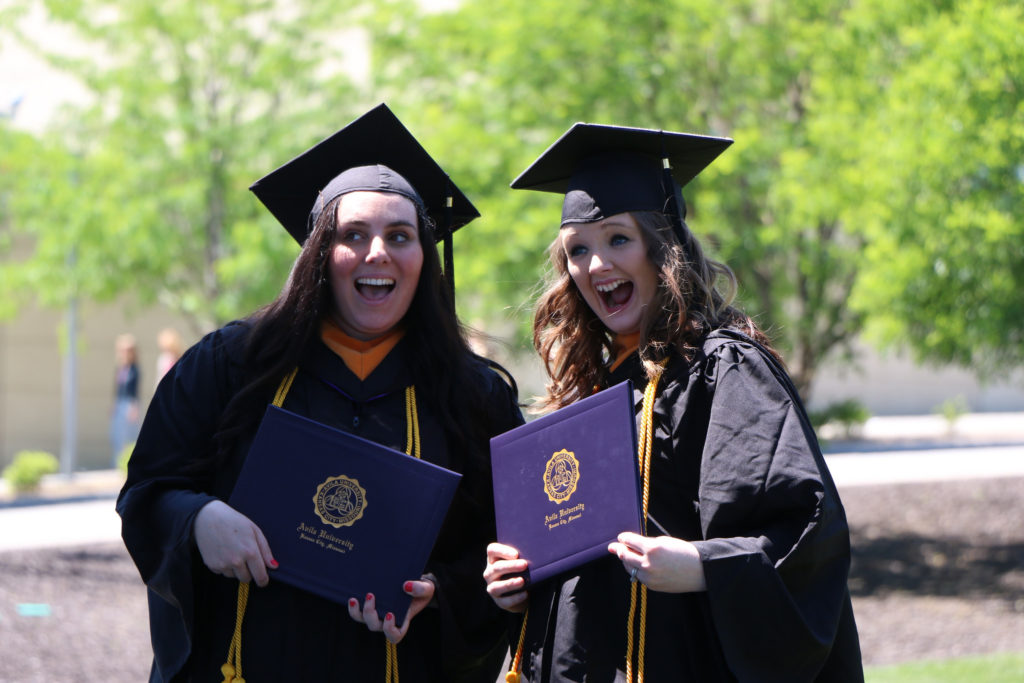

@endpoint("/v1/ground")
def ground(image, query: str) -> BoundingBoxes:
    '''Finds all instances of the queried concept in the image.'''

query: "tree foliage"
[1,0,360,332]
[365,0,1023,394]
[364,0,869,394]
[2,0,1021,394]
[842,0,1024,375]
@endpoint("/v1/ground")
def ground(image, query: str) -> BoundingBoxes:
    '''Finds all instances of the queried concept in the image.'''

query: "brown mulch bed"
[1,477,1022,681]
[842,476,1024,666]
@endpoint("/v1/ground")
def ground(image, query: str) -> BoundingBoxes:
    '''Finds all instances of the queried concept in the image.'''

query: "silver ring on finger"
[629,567,638,583]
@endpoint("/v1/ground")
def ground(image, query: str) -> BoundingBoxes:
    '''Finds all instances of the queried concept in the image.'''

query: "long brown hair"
[533,211,775,409]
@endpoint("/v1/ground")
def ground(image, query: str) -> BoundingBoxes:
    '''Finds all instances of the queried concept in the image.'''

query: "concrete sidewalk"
[2,412,1022,552]
[821,410,1024,487]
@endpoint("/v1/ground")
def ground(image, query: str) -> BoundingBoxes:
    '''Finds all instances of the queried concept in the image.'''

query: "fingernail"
[385,613,394,622]
[366,593,374,602]
[270,559,279,568]
[404,581,414,593]
[349,598,357,607]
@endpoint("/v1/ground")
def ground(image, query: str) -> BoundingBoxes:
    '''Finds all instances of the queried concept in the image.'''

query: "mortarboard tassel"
[658,131,692,261]
[660,156,688,243]
[443,178,455,303]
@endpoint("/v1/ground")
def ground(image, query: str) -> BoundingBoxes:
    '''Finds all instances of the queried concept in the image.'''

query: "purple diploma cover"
[490,381,640,585]
[228,405,461,619]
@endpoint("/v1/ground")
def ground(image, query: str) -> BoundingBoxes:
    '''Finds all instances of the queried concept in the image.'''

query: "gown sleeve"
[115,323,248,680]
[688,339,853,682]
[426,365,525,681]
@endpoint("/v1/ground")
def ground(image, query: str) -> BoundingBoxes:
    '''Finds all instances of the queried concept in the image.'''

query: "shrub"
[935,395,970,432]
[809,399,871,440]
[117,442,135,473]
[2,450,59,493]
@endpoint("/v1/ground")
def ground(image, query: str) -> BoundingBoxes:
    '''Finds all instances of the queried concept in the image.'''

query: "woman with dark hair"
[484,123,862,682]
[117,105,523,683]
[110,333,142,466]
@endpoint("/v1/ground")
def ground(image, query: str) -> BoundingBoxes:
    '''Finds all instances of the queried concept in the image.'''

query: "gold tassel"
[218,369,297,682]
[220,581,250,682]
[504,609,529,682]
[625,366,663,683]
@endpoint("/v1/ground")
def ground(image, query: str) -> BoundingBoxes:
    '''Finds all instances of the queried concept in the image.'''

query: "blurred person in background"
[154,327,184,389]
[110,332,141,467]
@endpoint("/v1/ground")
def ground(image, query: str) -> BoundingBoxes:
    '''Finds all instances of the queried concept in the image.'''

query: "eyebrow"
[598,219,637,230]
[338,218,418,229]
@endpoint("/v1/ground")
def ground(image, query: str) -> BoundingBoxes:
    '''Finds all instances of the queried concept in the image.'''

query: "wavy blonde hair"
[532,211,774,409]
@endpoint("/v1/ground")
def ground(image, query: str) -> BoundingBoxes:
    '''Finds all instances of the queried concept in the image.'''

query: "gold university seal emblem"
[313,475,367,528]
[543,449,580,503]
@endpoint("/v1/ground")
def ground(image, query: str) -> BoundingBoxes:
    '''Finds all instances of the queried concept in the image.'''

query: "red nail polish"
[349,598,357,607]
[366,593,374,602]
[404,581,414,593]
[385,613,394,621]
[270,559,279,569]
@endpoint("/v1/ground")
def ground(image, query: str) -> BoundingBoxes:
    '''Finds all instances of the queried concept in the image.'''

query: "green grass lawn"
[866,652,1024,682]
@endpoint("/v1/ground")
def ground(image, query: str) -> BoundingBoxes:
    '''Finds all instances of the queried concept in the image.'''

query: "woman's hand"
[347,578,435,644]
[193,500,278,587]
[483,542,529,613]
[608,532,707,593]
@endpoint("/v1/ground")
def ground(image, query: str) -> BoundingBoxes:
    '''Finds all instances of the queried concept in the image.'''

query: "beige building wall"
[0,301,198,471]
[3,298,1022,474]
[810,345,1024,416]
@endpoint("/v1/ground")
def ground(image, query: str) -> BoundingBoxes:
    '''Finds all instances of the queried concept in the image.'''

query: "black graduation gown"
[518,329,863,682]
[116,321,524,683]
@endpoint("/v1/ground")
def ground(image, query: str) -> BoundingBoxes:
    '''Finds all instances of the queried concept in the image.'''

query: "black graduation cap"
[249,103,479,247]
[510,122,732,239]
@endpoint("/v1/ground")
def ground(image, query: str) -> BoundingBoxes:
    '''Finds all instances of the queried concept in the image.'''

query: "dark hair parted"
[212,193,503,475]
[533,210,777,409]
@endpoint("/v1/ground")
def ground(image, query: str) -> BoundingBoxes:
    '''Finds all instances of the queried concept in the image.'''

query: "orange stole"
[320,322,404,380]
[609,332,641,374]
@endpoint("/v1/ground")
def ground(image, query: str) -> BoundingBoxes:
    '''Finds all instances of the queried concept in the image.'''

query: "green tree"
[1,0,360,332]
[843,0,1024,374]
[364,0,1024,397]
[365,0,868,396]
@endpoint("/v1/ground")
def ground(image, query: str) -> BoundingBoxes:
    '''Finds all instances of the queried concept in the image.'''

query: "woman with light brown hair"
[485,122,863,682]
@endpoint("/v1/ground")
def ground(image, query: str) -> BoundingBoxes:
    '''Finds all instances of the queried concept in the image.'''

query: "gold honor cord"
[507,366,665,683]
[220,581,251,682]
[505,610,529,683]
[385,385,421,683]
[625,366,663,683]
[221,367,298,683]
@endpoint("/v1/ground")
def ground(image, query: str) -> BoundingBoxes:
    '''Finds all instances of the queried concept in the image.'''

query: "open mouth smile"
[595,278,634,312]
[355,277,396,301]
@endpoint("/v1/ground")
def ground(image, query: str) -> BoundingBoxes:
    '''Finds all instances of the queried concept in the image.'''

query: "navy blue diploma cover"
[490,381,640,585]
[228,405,461,619]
